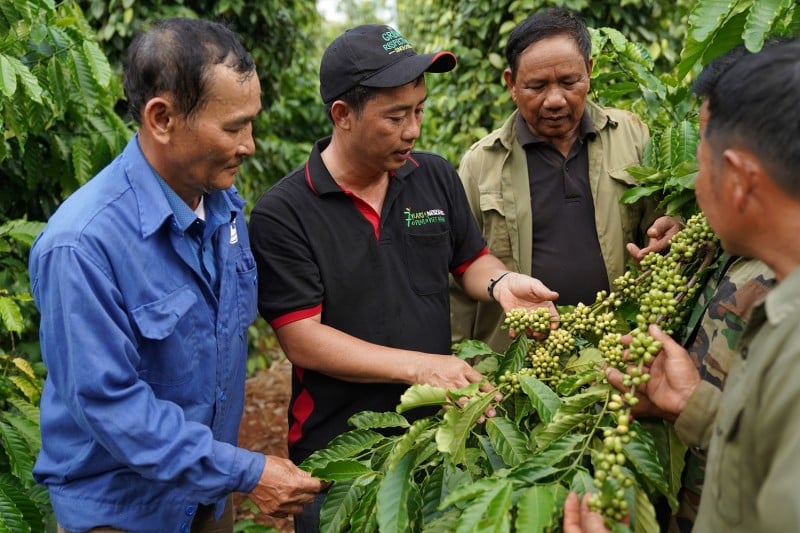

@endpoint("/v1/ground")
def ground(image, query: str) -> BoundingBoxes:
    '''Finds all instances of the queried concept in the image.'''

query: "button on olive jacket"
[450,101,660,352]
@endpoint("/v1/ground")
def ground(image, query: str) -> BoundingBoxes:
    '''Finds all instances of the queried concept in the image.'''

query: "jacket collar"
[488,99,616,153]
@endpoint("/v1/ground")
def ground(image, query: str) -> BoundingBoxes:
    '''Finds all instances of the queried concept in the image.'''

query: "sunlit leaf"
[452,339,496,360]
[311,460,373,482]
[687,0,738,43]
[397,383,448,413]
[743,0,785,51]
[436,391,496,463]
[0,296,24,334]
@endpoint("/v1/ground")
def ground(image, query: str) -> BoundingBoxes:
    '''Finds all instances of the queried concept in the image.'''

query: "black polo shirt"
[517,112,609,306]
[249,137,486,463]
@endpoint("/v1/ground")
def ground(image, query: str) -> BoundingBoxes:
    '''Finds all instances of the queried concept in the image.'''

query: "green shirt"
[692,266,800,531]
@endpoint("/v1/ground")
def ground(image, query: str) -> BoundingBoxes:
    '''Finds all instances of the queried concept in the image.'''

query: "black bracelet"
[487,271,511,301]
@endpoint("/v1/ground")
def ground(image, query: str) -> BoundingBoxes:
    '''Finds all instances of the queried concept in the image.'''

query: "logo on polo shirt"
[404,207,446,227]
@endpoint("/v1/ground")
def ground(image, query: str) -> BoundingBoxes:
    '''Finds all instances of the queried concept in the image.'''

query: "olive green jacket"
[450,101,657,352]
[685,266,800,532]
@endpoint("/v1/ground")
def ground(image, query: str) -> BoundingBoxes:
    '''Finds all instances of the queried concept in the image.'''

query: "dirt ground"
[234,358,294,532]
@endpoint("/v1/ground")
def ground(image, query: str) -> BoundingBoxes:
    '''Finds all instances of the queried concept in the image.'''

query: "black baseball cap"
[319,24,457,104]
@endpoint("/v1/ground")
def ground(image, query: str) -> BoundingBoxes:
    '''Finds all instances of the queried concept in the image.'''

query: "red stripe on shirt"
[304,161,317,194]
[452,246,489,276]
[270,304,323,330]
[288,367,314,446]
[342,190,380,238]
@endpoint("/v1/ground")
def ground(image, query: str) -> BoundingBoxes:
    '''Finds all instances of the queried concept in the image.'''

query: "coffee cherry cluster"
[496,367,536,394]
[495,215,720,527]
[598,332,625,370]
[526,328,575,383]
[588,214,720,525]
[560,292,622,339]
[669,212,717,259]
[501,307,552,335]
[588,407,635,522]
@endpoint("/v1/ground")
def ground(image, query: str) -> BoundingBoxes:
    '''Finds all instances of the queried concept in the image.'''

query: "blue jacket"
[29,136,264,532]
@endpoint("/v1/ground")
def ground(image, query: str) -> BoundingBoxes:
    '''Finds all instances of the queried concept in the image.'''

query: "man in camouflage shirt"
[671,255,774,532]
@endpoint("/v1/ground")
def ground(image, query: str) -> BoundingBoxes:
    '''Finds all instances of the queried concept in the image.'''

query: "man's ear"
[723,147,762,211]
[503,68,515,100]
[141,97,175,144]
[329,100,353,130]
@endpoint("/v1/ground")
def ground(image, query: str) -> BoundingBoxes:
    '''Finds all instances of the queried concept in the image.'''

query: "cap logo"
[381,30,413,54]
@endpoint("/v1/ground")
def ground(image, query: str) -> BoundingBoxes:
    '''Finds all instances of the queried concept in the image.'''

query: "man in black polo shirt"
[249,24,559,532]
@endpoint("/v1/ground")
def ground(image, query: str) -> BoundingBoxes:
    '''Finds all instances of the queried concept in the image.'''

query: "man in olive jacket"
[567,38,800,533]
[451,7,679,351]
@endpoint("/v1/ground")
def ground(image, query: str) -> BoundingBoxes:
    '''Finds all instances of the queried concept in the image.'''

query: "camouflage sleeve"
[670,257,775,533]
[686,257,775,387]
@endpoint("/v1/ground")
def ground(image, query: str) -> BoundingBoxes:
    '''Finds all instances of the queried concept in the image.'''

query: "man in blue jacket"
[29,18,321,532]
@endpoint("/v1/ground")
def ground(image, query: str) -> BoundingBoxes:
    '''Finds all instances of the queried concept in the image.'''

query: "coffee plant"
[0,219,51,531]
[300,214,722,532]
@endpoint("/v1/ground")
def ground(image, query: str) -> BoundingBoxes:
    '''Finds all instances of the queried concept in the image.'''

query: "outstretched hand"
[605,324,701,422]
[492,272,560,331]
[626,215,682,264]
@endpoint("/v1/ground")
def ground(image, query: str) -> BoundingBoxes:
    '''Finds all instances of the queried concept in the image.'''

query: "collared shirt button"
[741,346,749,358]
[219,389,226,401]
[180,522,190,533]
[185,504,196,516]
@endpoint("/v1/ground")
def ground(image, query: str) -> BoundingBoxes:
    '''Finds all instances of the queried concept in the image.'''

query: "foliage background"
[1,0,798,529]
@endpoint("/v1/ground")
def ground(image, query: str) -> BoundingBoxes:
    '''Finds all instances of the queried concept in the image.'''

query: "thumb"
[647,324,678,355]
[648,324,671,343]
[532,279,559,300]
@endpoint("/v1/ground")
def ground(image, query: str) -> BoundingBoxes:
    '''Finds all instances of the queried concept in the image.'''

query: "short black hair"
[324,85,379,123]
[505,7,591,80]
[706,38,800,198]
[124,17,255,124]
[323,75,424,123]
